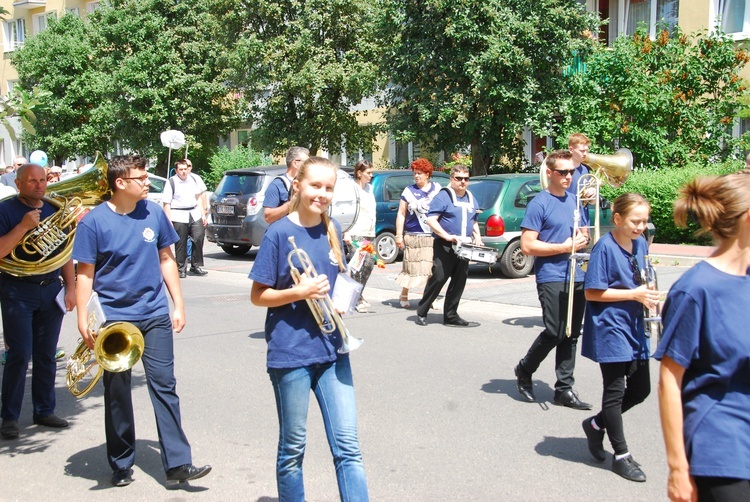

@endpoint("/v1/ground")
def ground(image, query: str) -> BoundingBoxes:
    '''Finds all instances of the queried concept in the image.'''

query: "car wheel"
[498,239,534,278]
[221,244,251,256]
[374,232,399,264]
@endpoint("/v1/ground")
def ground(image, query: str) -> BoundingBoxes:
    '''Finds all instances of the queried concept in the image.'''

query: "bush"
[204,145,273,190]
[600,161,742,244]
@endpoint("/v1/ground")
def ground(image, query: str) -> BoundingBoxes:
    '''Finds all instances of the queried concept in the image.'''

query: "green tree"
[558,26,750,168]
[380,0,598,174]
[216,0,386,156]
[11,14,111,164]
[12,2,242,171]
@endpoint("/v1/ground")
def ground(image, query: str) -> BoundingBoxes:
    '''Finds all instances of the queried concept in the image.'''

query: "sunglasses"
[552,169,576,177]
[452,176,470,182]
[629,255,644,285]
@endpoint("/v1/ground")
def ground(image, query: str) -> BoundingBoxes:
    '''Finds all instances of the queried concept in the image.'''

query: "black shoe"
[582,417,606,462]
[514,364,535,402]
[188,267,208,276]
[1,419,19,439]
[415,316,428,326]
[33,414,69,428]
[179,271,187,278]
[443,317,480,327]
[553,390,593,410]
[612,455,646,482]
[111,468,134,487]
[165,464,212,486]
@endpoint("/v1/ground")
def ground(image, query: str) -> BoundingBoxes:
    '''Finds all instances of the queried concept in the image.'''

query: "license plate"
[216,205,234,215]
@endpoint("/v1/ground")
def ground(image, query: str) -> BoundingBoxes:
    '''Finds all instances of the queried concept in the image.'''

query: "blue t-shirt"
[262,176,292,209]
[400,182,442,233]
[426,188,478,238]
[582,233,649,363]
[72,200,179,320]
[249,216,345,369]
[569,163,590,196]
[653,261,750,479]
[0,196,62,281]
[521,190,584,284]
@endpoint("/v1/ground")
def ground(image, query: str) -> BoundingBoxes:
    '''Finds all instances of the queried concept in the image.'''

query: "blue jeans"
[0,277,63,421]
[268,357,368,502]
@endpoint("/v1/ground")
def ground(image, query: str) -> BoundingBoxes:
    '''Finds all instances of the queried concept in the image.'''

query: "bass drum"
[328,170,360,233]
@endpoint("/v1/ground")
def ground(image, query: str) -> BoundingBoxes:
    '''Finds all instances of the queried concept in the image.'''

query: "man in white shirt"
[0,156,26,189]
[162,159,208,278]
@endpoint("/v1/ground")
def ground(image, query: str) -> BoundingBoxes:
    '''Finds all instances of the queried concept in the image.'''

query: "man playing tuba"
[72,155,211,487]
[0,163,75,440]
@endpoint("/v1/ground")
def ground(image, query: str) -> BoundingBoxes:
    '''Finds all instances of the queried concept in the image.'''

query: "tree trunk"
[470,136,490,176]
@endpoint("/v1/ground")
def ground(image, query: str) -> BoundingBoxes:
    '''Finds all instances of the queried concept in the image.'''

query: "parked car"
[370,170,450,263]
[469,173,616,278]
[206,165,359,256]
[147,173,167,205]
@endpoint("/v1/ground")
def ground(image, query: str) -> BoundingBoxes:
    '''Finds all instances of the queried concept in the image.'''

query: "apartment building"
[0,1,747,168]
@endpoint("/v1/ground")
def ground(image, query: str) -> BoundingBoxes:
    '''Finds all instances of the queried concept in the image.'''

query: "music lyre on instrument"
[287,236,363,354]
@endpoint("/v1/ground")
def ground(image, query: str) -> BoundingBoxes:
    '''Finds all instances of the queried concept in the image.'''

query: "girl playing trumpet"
[250,156,369,501]
[581,193,660,482]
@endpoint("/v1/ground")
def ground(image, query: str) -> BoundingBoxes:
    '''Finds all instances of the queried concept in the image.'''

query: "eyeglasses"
[453,176,470,182]
[629,255,644,285]
[552,169,576,177]
[122,175,150,185]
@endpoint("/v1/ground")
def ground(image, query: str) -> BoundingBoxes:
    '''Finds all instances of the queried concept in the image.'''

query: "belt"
[0,274,59,286]
[173,206,196,210]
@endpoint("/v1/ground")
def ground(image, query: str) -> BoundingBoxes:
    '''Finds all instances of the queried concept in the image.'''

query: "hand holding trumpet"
[632,285,663,311]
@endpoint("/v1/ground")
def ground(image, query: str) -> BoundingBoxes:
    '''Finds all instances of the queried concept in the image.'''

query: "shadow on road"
[535,435,611,471]
[502,316,543,329]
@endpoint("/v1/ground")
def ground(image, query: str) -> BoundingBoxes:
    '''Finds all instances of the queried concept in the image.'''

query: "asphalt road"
[0,241,690,501]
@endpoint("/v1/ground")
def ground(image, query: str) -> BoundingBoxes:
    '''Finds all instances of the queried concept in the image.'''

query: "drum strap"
[443,187,474,239]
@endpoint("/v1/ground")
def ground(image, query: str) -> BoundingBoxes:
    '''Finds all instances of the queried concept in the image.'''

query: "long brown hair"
[674,170,750,242]
[289,156,345,271]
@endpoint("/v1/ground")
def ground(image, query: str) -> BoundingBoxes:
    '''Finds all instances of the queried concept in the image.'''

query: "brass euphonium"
[66,322,144,398]
[0,153,111,277]
[287,236,363,354]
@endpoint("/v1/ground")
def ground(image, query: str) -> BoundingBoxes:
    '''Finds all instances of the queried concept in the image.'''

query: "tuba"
[0,153,110,277]
[66,322,144,398]
[539,148,632,193]
[287,236,363,354]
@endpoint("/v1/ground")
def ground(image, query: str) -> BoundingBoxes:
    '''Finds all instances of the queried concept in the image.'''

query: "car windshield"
[148,176,165,194]
[468,180,504,210]
[215,173,265,196]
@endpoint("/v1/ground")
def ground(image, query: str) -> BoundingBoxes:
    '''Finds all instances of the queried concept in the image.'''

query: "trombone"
[287,236,363,354]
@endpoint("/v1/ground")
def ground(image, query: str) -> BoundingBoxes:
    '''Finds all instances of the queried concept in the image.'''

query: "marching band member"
[73,155,210,487]
[250,156,368,502]
[395,158,443,308]
[413,164,481,327]
[581,193,658,482]
[514,149,592,409]
[656,170,750,502]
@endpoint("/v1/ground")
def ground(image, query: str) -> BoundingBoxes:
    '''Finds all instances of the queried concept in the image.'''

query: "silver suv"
[207,165,359,256]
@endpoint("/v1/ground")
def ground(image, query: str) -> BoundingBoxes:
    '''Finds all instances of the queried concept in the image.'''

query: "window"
[86,2,101,14]
[2,19,25,52]
[33,12,57,35]
[66,8,80,17]
[237,130,250,147]
[602,0,678,41]
[713,0,750,38]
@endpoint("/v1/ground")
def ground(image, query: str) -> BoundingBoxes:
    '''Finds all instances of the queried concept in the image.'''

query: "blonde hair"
[674,170,750,242]
[289,156,345,271]
[611,193,650,222]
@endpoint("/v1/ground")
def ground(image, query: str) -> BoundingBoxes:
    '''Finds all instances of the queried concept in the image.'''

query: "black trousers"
[593,360,651,455]
[416,238,468,322]
[518,281,585,395]
[173,215,205,273]
[694,477,750,502]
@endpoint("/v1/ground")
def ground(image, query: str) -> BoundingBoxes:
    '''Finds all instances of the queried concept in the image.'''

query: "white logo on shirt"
[143,227,156,243]
[329,250,338,265]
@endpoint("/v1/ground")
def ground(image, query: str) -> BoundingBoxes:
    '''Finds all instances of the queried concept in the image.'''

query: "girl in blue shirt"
[582,193,660,483]
[250,157,369,502]
[656,170,750,502]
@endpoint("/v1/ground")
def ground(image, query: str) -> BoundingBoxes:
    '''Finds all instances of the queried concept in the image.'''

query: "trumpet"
[287,236,363,354]
[643,253,663,348]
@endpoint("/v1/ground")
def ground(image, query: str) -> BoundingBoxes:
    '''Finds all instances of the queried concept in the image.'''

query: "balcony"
[12,1,47,10]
